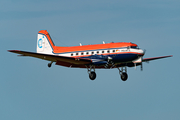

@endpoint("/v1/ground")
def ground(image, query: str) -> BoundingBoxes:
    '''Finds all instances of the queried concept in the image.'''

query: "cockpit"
[130,46,139,49]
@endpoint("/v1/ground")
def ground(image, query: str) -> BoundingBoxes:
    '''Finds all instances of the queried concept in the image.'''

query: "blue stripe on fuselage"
[111,53,138,62]
[81,53,138,63]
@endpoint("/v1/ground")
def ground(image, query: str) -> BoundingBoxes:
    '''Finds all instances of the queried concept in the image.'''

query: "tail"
[37,30,55,54]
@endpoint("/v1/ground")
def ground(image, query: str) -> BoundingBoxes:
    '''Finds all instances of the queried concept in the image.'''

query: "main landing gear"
[118,67,128,81]
[86,65,128,81]
[89,72,96,80]
[86,65,96,80]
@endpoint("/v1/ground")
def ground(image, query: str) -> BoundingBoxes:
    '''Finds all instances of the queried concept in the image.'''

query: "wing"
[143,55,173,62]
[8,50,92,65]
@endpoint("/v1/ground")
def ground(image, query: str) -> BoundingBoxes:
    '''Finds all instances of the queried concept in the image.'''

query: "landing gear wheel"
[48,63,52,68]
[121,72,128,81]
[89,72,96,80]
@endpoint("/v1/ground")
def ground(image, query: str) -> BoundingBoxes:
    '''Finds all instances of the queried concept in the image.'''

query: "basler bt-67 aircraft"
[8,30,172,81]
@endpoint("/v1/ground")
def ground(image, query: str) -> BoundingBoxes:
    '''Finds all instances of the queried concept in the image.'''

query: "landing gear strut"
[86,65,96,80]
[118,67,128,81]
[48,61,53,68]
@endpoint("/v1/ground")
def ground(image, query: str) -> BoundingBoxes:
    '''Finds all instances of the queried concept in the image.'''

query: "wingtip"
[8,50,13,52]
[8,50,21,52]
[166,55,173,57]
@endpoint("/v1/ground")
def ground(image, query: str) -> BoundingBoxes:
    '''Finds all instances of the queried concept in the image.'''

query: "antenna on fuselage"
[103,41,105,44]
[80,43,82,46]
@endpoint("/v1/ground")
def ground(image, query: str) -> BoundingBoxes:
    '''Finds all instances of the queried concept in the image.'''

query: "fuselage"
[37,30,145,68]
[52,42,145,67]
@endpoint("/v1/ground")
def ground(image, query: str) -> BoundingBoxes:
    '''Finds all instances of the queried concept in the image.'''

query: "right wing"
[143,55,173,62]
[8,50,92,65]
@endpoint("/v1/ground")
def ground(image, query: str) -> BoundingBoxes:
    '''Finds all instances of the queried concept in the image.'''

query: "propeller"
[107,56,112,62]
[140,49,146,71]
[140,61,143,71]
[104,55,114,68]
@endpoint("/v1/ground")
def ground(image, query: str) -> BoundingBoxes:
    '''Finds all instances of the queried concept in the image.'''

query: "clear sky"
[1,0,180,120]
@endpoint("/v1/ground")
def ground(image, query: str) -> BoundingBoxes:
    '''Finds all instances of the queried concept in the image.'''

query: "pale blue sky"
[1,0,180,120]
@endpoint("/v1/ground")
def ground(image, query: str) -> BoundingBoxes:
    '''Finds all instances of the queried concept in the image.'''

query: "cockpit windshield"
[130,46,139,49]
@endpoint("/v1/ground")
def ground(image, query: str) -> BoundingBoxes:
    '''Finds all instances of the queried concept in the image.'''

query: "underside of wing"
[143,55,173,62]
[8,50,92,65]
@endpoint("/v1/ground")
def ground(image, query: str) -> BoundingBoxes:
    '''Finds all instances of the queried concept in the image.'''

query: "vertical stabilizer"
[37,30,55,54]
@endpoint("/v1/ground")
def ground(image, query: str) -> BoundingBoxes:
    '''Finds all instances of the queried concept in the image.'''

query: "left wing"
[143,55,173,62]
[8,50,92,65]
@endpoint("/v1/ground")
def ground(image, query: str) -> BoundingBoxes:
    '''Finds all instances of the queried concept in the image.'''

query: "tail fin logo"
[38,36,44,48]
[37,31,54,54]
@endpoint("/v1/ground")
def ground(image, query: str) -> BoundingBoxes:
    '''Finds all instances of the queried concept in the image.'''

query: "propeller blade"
[141,63,143,71]
[141,57,143,71]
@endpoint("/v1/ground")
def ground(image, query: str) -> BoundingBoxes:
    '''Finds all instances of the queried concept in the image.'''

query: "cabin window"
[97,51,99,54]
[107,50,110,53]
[113,50,115,53]
[81,52,84,55]
[76,53,78,56]
[86,52,89,55]
[71,53,73,56]
[91,52,94,55]
[102,51,104,53]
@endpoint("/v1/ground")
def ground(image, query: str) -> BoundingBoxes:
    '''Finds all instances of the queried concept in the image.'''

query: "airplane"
[8,30,172,81]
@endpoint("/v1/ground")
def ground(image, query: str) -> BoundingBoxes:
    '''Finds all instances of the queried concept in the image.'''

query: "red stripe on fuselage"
[53,42,137,53]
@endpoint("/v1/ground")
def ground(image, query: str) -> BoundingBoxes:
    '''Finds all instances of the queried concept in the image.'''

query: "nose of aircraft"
[138,49,145,56]
[142,49,146,56]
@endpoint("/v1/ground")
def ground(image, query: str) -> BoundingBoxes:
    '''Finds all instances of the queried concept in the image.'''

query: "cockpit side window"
[130,46,139,49]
